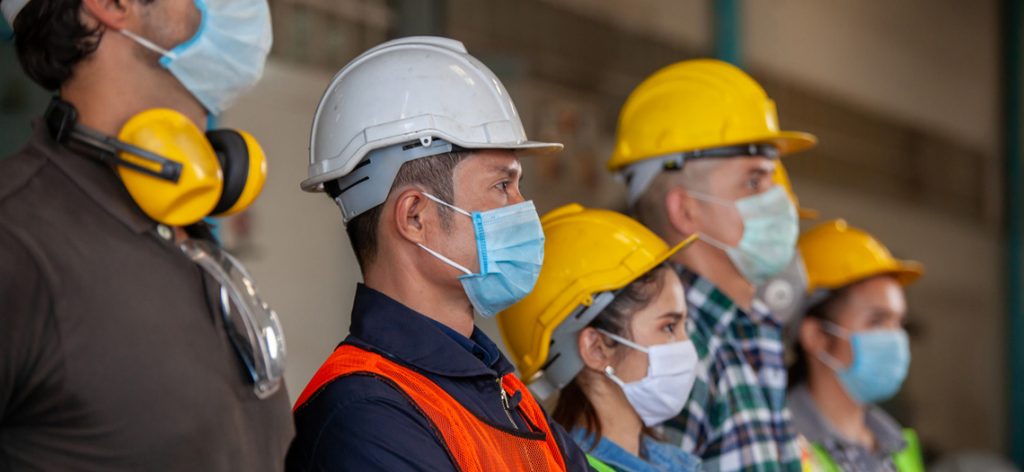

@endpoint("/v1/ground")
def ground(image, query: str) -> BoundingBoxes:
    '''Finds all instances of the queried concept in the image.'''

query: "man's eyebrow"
[747,167,770,179]
[490,164,521,178]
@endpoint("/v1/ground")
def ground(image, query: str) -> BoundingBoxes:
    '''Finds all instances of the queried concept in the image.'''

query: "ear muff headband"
[45,98,184,183]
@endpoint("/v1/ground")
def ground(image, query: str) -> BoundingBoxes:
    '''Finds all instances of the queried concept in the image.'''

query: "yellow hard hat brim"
[751,130,819,157]
[663,234,700,266]
[798,207,820,220]
[891,259,925,287]
[511,233,698,383]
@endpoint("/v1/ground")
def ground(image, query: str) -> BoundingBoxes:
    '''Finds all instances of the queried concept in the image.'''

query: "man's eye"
[497,181,510,192]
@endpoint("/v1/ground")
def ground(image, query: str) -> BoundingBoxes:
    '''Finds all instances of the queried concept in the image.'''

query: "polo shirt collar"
[29,118,155,234]
[788,385,907,456]
[346,284,515,379]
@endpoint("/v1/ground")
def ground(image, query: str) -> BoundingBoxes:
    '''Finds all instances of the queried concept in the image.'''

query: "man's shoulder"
[288,371,450,470]
[0,144,50,207]
[304,370,413,405]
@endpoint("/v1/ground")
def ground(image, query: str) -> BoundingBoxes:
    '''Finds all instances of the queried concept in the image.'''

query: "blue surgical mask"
[417,193,545,318]
[119,0,272,115]
[688,186,798,285]
[817,321,911,404]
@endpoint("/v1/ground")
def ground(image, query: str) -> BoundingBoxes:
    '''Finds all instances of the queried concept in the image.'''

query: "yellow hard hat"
[773,162,818,220]
[799,219,923,294]
[497,203,697,386]
[117,109,223,226]
[609,59,817,171]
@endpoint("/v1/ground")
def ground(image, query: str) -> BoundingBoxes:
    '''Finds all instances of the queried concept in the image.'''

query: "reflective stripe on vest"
[808,429,924,472]
[294,344,568,472]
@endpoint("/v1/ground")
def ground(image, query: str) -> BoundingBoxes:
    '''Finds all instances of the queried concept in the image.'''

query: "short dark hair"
[787,285,853,389]
[340,151,469,269]
[13,0,102,90]
[552,264,670,444]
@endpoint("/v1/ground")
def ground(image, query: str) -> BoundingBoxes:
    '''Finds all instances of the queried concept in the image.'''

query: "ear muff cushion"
[206,129,250,215]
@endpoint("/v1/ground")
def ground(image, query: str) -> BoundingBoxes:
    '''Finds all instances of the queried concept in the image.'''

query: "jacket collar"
[788,385,907,456]
[571,428,701,472]
[346,284,515,379]
[29,118,156,234]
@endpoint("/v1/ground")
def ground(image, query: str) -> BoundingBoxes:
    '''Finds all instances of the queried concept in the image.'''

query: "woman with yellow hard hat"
[498,204,701,472]
[788,219,926,472]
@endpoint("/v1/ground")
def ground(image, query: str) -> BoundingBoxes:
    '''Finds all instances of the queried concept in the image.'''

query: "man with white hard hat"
[286,36,590,471]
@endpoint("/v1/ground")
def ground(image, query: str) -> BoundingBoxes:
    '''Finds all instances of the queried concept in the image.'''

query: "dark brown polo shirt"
[0,121,294,470]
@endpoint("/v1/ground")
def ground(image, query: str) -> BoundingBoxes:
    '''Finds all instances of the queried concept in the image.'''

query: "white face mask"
[598,329,699,427]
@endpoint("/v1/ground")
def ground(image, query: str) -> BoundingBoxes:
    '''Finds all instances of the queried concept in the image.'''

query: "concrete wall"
[220,60,362,401]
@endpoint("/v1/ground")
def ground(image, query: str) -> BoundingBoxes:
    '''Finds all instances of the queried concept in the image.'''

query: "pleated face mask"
[817,321,911,404]
[119,0,273,115]
[417,193,545,318]
[688,186,799,285]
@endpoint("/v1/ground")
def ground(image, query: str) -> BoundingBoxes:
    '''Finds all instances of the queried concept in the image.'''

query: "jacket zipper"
[498,379,518,430]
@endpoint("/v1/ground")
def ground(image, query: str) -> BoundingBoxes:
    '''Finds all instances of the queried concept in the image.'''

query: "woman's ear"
[799,318,828,355]
[578,327,614,371]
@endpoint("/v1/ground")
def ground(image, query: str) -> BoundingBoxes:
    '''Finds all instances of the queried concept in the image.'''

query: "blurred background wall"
[1,0,1020,467]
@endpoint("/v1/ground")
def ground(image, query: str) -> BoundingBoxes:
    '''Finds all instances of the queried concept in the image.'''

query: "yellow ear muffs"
[117,109,223,226]
[206,129,267,217]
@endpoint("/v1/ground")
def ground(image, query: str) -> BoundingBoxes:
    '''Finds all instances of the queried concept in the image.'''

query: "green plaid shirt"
[665,268,802,471]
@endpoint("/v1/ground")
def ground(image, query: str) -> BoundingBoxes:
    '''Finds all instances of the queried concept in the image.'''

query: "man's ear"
[665,186,701,237]
[80,0,132,30]
[392,188,429,245]
[578,327,615,371]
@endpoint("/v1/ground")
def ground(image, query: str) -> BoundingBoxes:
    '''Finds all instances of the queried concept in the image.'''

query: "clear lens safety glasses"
[179,239,286,399]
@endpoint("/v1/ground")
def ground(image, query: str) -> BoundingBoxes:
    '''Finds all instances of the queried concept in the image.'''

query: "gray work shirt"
[788,385,907,472]
[0,121,294,470]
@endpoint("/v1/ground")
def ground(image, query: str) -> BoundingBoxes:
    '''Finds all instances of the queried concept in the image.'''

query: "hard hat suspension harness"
[324,137,467,223]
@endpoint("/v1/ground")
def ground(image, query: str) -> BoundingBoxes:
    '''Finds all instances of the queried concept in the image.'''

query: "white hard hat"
[303,36,562,221]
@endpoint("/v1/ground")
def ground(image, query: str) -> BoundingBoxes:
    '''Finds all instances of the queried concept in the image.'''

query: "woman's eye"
[663,322,677,334]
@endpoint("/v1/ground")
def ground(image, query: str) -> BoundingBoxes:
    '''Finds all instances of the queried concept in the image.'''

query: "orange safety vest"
[294,344,568,472]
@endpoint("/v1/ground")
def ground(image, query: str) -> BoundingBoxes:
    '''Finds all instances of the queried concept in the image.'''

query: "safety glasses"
[180,239,286,399]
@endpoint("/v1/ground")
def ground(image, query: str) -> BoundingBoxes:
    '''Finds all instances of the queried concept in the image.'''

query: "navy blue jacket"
[286,284,592,471]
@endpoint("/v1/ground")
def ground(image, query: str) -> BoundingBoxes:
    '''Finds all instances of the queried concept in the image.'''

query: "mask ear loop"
[421,192,473,218]
[416,243,472,276]
[814,320,852,372]
[680,189,742,252]
[597,328,650,390]
[416,192,476,276]
[119,29,178,59]
[595,328,650,353]
[684,189,735,207]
